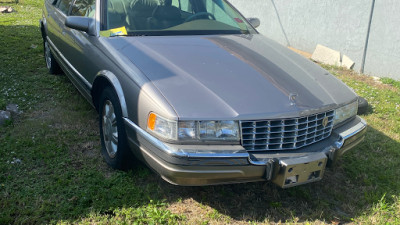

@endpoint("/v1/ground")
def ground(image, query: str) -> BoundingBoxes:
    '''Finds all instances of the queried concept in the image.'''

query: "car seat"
[147,0,182,30]
[129,0,159,30]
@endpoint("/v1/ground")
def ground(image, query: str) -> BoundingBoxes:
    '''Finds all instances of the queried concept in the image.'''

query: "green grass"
[1,1,400,224]
[381,77,400,90]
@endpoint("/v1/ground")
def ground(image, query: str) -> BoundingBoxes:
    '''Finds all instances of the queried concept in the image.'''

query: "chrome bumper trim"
[335,117,367,149]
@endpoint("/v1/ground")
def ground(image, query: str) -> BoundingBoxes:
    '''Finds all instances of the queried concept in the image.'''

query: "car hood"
[103,35,356,120]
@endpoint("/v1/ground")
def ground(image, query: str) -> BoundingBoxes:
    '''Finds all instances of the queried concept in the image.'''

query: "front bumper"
[124,116,367,188]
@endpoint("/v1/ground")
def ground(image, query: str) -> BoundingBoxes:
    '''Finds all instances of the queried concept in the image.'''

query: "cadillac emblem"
[289,93,298,106]
[322,117,329,127]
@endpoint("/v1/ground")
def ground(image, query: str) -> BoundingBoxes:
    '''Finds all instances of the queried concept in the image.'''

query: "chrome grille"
[241,111,334,151]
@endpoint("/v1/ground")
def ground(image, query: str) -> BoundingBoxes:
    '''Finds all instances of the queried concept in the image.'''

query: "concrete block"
[311,44,341,66]
[341,55,355,69]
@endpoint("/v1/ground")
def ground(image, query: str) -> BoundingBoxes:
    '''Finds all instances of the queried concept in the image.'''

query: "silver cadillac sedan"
[40,0,367,188]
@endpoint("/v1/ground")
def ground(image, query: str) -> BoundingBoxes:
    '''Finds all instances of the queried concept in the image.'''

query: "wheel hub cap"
[102,100,118,158]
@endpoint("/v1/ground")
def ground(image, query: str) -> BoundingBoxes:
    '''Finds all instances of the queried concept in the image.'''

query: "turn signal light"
[148,113,157,131]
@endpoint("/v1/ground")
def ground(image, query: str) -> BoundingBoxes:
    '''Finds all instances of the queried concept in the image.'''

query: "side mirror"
[247,17,260,28]
[65,16,96,36]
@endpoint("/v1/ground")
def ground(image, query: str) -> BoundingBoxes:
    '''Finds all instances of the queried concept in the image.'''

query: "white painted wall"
[229,0,400,79]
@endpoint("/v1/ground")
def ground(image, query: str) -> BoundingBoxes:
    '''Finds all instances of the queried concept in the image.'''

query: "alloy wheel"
[102,100,119,158]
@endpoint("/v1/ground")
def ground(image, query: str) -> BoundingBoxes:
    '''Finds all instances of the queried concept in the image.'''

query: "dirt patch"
[327,66,398,91]
[27,106,58,121]
[70,141,100,158]
[288,46,312,59]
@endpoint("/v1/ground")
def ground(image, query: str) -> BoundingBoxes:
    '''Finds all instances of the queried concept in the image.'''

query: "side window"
[57,0,73,14]
[70,0,96,17]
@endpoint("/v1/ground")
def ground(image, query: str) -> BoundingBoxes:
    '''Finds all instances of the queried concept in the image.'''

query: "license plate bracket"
[271,153,327,188]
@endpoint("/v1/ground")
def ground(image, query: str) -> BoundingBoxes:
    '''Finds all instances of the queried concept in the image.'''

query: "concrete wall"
[364,0,400,78]
[229,0,400,79]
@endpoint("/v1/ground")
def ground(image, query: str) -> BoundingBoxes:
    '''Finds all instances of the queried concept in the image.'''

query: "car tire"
[43,39,61,74]
[99,86,131,170]
[357,96,368,115]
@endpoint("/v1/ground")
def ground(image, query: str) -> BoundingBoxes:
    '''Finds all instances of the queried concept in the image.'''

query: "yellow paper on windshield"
[100,26,127,37]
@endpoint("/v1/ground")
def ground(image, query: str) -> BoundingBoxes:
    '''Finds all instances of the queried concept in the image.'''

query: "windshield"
[101,0,257,36]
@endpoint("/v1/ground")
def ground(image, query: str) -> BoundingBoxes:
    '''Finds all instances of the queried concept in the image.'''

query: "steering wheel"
[184,12,216,22]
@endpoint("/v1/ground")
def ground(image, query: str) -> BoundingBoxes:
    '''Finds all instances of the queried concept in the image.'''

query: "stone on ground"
[0,6,14,13]
[0,110,11,125]
[6,104,20,115]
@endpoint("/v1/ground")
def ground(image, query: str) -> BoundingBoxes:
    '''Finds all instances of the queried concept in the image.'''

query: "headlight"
[333,101,358,126]
[148,113,240,143]
[191,120,239,141]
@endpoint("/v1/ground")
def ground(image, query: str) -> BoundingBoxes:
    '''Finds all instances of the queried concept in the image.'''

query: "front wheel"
[99,86,130,170]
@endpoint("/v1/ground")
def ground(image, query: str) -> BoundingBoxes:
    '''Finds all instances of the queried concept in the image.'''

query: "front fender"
[92,70,128,118]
